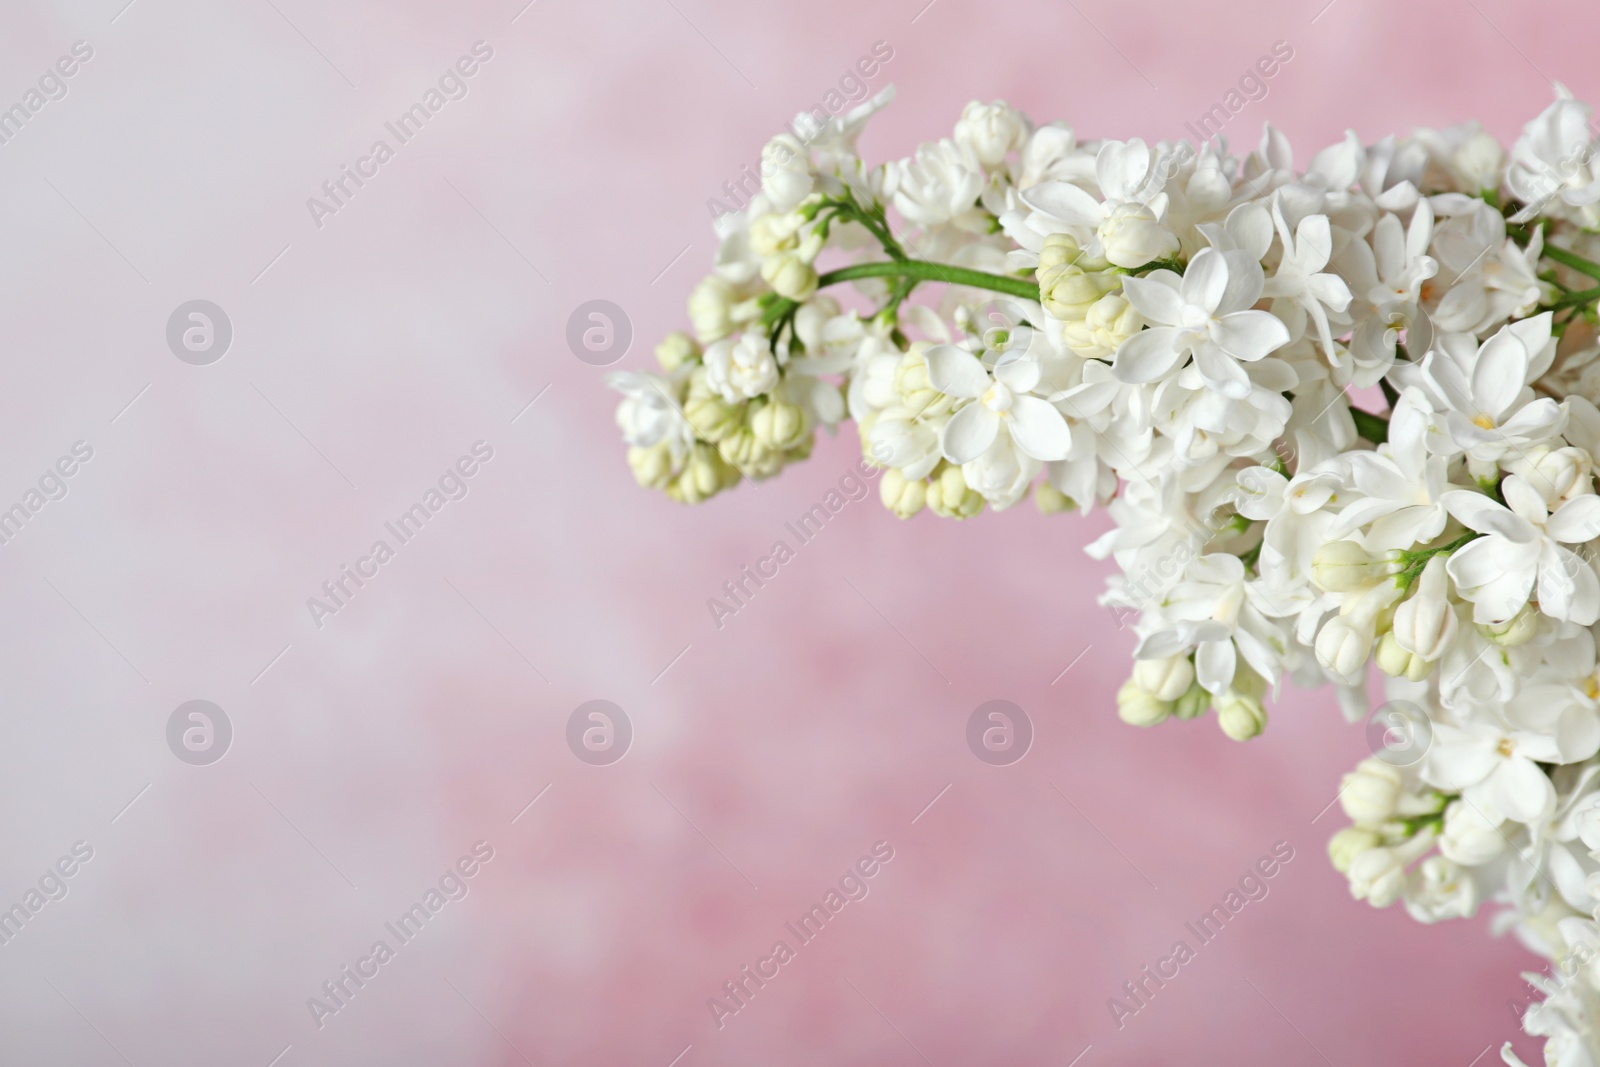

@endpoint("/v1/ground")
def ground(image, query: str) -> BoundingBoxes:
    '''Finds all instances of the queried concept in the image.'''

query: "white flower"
[1260,206,1352,358]
[1020,139,1179,268]
[1508,88,1600,225]
[607,371,693,455]
[1347,846,1409,907]
[1325,387,1451,551]
[1443,476,1600,625]
[760,134,814,213]
[1340,758,1405,824]
[1403,856,1478,924]
[703,333,780,401]
[926,343,1072,465]
[1135,553,1283,695]
[1114,249,1291,399]
[1438,797,1507,865]
[888,139,984,228]
[954,100,1029,167]
[1425,720,1564,823]
[1419,314,1564,469]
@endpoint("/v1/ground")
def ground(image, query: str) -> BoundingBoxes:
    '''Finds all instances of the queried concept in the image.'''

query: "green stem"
[817,260,1040,300]
[1395,531,1481,590]
[1551,284,1600,311]
[1542,243,1600,284]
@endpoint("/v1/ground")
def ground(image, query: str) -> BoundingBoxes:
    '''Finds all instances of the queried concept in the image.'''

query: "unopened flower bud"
[688,275,739,343]
[717,429,775,475]
[894,344,955,417]
[656,331,700,372]
[1438,800,1506,865]
[1172,679,1210,720]
[761,252,818,301]
[1347,846,1407,907]
[1117,680,1172,727]
[751,399,807,450]
[1375,632,1431,681]
[1098,202,1179,269]
[1035,483,1075,514]
[627,443,677,489]
[761,134,813,213]
[1215,687,1267,741]
[1133,655,1194,702]
[668,443,737,504]
[954,100,1029,167]
[1391,556,1457,662]
[1311,540,1392,592]
[1339,758,1405,825]
[1060,292,1144,358]
[1315,616,1374,685]
[748,212,801,258]
[1328,827,1381,874]
[683,393,742,442]
[1037,233,1116,322]
[925,463,983,519]
[879,468,926,519]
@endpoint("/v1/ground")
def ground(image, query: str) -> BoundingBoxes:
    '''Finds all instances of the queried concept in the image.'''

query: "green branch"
[817,260,1040,300]
[1542,243,1600,284]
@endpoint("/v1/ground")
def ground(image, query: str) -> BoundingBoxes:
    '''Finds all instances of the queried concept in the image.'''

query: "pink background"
[0,0,1589,1064]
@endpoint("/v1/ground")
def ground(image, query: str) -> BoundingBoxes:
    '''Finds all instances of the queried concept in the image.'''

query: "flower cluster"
[612,85,1600,1063]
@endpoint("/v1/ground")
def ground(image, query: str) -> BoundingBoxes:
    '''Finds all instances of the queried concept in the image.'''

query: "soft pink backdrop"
[0,0,1589,1064]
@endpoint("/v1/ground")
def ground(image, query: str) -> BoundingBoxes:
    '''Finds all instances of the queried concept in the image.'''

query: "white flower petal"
[1006,396,1072,461]
[925,344,990,398]
[940,403,1000,463]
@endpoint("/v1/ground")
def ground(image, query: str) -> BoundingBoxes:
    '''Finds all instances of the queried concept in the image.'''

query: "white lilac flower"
[926,342,1072,466]
[1443,476,1600,625]
[1019,138,1180,268]
[887,139,985,229]
[616,87,1600,1066]
[1418,314,1564,471]
[1113,248,1291,398]
[702,333,780,401]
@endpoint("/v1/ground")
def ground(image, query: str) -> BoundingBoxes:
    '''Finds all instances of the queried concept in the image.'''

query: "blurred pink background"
[0,0,1591,1063]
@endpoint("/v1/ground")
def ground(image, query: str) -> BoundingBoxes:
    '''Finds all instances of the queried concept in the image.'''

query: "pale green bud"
[684,393,743,443]
[751,399,808,451]
[1133,655,1194,702]
[1172,679,1210,720]
[1060,292,1145,358]
[1035,483,1075,514]
[748,212,801,258]
[879,468,926,519]
[925,463,983,519]
[1328,827,1381,874]
[1375,631,1432,681]
[667,443,736,504]
[627,443,677,490]
[1311,540,1394,592]
[1117,680,1173,727]
[892,345,955,418]
[718,428,776,474]
[761,252,818,301]
[656,331,700,372]
[1037,233,1116,322]
[688,275,738,343]
[1215,687,1267,741]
